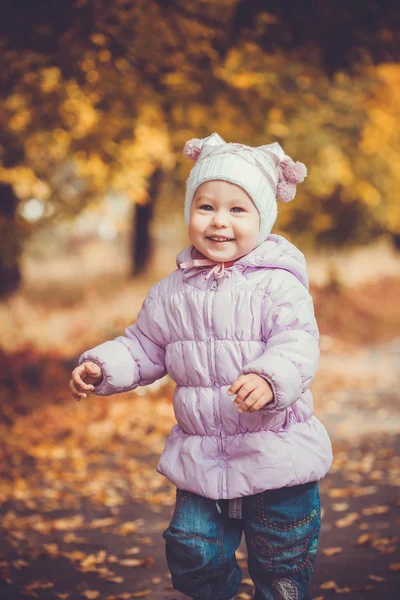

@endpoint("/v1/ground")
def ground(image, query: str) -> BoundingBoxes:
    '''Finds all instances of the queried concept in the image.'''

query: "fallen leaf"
[136,536,153,545]
[118,559,142,567]
[41,543,59,557]
[54,515,84,530]
[241,577,254,586]
[63,533,88,544]
[63,550,86,562]
[331,502,349,512]
[88,517,119,528]
[107,555,119,563]
[367,574,385,582]
[328,489,348,498]
[335,512,360,528]
[131,590,151,598]
[80,591,100,599]
[355,533,374,546]
[321,546,343,556]
[151,577,161,584]
[113,522,139,535]
[124,546,141,555]
[11,559,29,569]
[362,505,389,516]
[389,562,400,571]
[80,550,107,568]
[320,581,338,590]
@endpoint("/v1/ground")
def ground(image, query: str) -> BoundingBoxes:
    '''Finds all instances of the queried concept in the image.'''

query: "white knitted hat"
[184,132,307,245]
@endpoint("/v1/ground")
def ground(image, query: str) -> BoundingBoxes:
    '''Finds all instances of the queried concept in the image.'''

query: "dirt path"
[1,340,399,600]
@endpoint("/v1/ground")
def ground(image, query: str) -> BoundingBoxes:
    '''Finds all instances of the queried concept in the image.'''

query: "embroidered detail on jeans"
[257,493,319,530]
[273,578,298,600]
[250,529,318,573]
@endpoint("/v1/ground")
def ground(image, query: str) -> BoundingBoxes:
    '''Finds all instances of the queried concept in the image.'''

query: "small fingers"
[233,383,256,407]
[72,368,94,391]
[69,378,87,401]
[228,375,248,396]
[247,397,271,413]
[237,390,262,413]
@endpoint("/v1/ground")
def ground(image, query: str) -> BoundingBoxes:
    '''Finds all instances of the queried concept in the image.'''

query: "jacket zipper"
[206,276,226,497]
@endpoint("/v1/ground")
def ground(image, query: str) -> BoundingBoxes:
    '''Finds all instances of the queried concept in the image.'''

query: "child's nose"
[211,211,228,228]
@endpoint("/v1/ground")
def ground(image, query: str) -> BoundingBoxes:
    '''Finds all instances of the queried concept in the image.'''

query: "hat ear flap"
[258,141,307,202]
[257,142,285,163]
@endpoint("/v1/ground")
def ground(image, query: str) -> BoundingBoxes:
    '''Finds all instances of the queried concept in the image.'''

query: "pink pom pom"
[183,138,203,161]
[281,159,307,184]
[277,181,296,203]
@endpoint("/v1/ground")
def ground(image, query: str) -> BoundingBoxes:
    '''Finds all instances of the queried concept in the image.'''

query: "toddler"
[70,132,333,600]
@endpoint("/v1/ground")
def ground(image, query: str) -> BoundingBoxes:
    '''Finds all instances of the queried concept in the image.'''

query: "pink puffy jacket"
[79,234,333,499]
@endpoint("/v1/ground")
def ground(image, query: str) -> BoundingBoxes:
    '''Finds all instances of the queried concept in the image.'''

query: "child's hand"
[69,361,103,402]
[228,373,274,413]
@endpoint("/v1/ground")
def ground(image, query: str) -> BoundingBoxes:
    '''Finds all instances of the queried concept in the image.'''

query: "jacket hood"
[176,234,309,289]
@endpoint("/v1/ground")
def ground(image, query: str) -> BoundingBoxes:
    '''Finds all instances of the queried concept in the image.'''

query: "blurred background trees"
[1,0,400,296]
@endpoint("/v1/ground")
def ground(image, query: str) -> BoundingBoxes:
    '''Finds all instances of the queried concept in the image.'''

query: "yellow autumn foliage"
[1,0,400,251]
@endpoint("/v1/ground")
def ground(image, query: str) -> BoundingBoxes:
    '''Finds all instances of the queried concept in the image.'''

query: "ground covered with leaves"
[1,275,400,599]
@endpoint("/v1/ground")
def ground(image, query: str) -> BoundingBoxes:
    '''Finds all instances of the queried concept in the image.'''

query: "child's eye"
[231,207,244,213]
[199,204,213,211]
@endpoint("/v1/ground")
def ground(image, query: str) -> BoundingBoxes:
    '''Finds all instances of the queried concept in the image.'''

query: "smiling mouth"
[206,236,235,242]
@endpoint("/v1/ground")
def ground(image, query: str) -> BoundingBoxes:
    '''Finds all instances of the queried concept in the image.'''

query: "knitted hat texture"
[183,132,307,244]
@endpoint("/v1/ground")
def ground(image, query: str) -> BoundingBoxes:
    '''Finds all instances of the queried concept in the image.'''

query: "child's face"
[189,180,260,263]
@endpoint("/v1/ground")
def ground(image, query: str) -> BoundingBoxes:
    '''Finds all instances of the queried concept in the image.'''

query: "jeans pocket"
[174,487,192,513]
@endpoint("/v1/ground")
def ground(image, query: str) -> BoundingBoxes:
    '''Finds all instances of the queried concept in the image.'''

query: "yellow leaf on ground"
[335,512,359,528]
[88,517,118,528]
[118,558,142,567]
[336,586,352,593]
[362,505,389,516]
[331,502,349,512]
[80,591,100,599]
[320,581,338,590]
[355,533,374,546]
[321,546,343,556]
[327,488,347,498]
[367,574,385,582]
[124,546,140,555]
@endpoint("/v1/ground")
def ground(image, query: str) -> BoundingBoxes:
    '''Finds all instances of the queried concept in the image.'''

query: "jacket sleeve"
[78,293,167,396]
[241,281,319,413]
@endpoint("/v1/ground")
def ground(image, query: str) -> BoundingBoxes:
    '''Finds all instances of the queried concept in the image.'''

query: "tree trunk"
[392,234,400,252]
[130,167,163,277]
[0,183,22,297]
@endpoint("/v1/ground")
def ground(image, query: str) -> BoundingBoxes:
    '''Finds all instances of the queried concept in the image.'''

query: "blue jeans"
[163,481,321,600]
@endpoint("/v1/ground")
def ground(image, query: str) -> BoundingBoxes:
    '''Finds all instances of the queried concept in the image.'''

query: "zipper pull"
[211,278,218,290]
